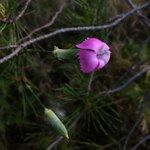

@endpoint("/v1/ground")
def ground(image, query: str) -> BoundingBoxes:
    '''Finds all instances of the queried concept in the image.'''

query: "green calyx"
[53,46,78,60]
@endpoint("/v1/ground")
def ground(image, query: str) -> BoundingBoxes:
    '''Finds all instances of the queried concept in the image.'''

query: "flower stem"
[87,71,95,95]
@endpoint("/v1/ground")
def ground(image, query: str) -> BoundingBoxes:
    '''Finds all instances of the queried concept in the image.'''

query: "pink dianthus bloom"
[76,38,111,73]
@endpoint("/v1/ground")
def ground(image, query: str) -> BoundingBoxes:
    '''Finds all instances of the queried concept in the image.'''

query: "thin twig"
[123,118,142,150]
[0,1,149,64]
[46,136,63,150]
[18,1,66,43]
[108,37,150,89]
[131,135,150,150]
[99,66,150,95]
[125,0,150,28]
[123,91,150,150]
[0,45,17,51]
[14,0,32,22]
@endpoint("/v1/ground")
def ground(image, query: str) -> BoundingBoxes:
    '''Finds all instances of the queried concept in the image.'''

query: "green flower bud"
[44,108,69,139]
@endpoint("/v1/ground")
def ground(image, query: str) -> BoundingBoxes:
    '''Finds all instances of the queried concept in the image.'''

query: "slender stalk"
[87,72,95,95]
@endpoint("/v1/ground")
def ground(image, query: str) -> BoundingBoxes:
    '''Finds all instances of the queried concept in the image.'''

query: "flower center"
[97,51,109,59]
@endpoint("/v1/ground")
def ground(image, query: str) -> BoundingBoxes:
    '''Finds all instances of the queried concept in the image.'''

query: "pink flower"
[76,38,111,73]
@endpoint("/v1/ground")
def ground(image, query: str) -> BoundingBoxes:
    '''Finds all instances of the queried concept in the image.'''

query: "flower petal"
[101,43,110,52]
[97,49,111,69]
[78,50,98,73]
[76,38,105,53]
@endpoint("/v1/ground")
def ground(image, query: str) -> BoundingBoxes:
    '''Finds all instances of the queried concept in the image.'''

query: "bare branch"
[14,0,32,22]
[19,1,66,43]
[125,0,150,28]
[0,1,149,64]
[46,136,63,150]
[0,45,17,51]
[98,66,150,95]
[123,91,150,150]
[123,118,142,150]
[131,135,150,150]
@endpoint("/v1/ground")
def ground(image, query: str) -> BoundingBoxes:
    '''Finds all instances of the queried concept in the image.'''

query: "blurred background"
[0,0,150,149]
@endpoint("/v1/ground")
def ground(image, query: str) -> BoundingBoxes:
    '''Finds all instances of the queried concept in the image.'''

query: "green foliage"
[0,0,149,150]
